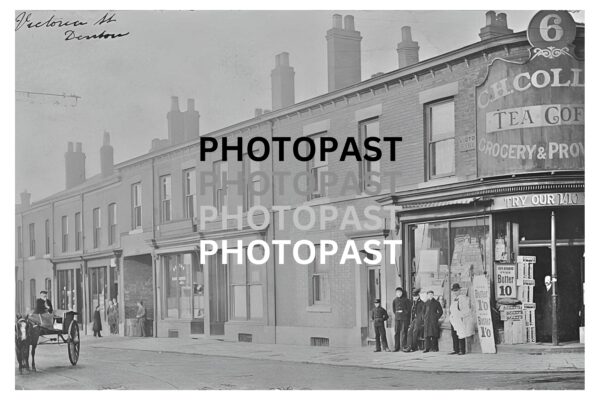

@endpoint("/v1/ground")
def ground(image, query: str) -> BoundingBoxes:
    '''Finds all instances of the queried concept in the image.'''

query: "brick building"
[16,11,584,350]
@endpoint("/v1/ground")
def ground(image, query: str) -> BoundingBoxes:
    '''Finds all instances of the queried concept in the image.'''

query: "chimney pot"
[497,13,507,28]
[486,10,496,26]
[271,52,295,110]
[171,96,180,111]
[75,142,82,152]
[67,142,73,152]
[332,14,343,29]
[103,131,110,145]
[479,10,513,40]
[397,26,420,69]
[401,26,413,41]
[344,15,355,31]
[187,98,195,111]
[20,190,31,209]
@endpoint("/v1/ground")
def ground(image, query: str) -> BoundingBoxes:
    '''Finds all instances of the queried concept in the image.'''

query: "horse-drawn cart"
[36,310,80,366]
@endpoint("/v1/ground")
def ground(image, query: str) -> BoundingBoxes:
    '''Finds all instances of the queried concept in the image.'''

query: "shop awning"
[400,197,480,210]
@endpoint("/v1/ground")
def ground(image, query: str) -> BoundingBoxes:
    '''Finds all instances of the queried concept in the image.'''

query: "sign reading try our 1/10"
[476,11,583,177]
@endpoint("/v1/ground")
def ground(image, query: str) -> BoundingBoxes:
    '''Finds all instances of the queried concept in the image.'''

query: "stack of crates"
[517,256,537,343]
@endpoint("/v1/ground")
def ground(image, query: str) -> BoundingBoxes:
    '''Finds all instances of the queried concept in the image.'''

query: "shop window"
[108,203,117,245]
[229,250,264,320]
[309,244,330,305]
[75,212,82,251]
[160,175,172,223]
[183,169,196,219]
[61,216,69,253]
[426,100,455,179]
[57,269,76,311]
[163,253,201,320]
[92,207,101,249]
[131,183,142,229]
[306,132,328,200]
[28,223,35,257]
[44,219,50,255]
[359,119,380,191]
[29,279,36,311]
[45,278,52,304]
[409,217,491,316]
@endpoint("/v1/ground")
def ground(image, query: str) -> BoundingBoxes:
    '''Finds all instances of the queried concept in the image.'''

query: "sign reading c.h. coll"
[476,11,583,177]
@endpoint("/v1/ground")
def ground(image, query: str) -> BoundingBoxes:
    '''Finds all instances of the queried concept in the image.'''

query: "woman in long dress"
[107,299,119,335]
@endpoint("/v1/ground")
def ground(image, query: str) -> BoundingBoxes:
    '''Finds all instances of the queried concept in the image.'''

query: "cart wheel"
[67,320,80,365]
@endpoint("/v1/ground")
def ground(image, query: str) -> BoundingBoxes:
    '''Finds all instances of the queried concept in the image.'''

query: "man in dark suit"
[371,299,390,352]
[405,288,425,352]
[35,290,53,315]
[392,287,411,352]
[423,290,444,352]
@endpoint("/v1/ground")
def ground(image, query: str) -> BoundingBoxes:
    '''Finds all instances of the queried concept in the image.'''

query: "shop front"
[52,260,84,325]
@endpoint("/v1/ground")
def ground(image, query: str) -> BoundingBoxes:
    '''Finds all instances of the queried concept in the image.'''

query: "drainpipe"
[151,157,158,337]
[270,119,277,344]
[551,211,559,346]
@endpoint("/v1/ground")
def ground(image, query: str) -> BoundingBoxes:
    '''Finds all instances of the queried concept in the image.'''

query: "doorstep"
[496,341,584,354]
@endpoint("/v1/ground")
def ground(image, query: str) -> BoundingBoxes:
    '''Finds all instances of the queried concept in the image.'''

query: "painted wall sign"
[492,192,584,210]
[527,11,577,59]
[476,39,583,177]
[495,264,517,299]
[473,275,496,354]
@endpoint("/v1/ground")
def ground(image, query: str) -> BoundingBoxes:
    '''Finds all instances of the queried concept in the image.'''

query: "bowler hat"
[412,288,420,296]
[39,290,48,294]
[451,283,461,292]
[374,298,381,304]
[395,287,403,292]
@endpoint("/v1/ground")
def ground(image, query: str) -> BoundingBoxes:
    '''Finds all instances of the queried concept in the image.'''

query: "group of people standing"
[92,298,120,337]
[371,283,473,355]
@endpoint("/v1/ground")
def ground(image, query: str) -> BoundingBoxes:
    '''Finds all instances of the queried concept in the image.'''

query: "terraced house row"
[16,11,584,351]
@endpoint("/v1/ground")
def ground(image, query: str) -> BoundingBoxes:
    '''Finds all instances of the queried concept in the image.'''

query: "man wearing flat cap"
[371,299,390,352]
[405,288,426,352]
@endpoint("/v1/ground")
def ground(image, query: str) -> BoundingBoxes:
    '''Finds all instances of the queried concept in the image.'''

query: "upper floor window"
[61,216,68,253]
[108,203,117,245]
[28,223,35,257]
[131,183,142,229]
[75,212,82,251]
[307,132,328,200]
[243,153,261,210]
[45,278,52,304]
[426,100,455,179]
[44,219,50,255]
[17,226,22,258]
[213,161,227,213]
[92,207,101,249]
[30,279,36,311]
[359,119,381,191]
[160,175,172,223]
[183,168,196,219]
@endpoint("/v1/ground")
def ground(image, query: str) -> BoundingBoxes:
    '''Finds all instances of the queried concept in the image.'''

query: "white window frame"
[183,168,196,219]
[132,183,142,229]
[160,175,172,223]
[426,99,456,179]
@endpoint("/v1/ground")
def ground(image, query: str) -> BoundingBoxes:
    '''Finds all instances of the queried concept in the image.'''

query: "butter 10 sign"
[495,264,517,299]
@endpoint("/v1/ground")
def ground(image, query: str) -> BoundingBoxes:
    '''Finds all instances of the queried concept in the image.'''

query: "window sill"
[27,256,36,261]
[226,319,266,325]
[418,176,461,188]
[128,228,143,235]
[306,304,332,313]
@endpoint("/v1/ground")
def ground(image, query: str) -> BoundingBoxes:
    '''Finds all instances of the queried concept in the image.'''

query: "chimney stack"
[326,14,362,92]
[65,141,86,189]
[183,98,200,141]
[100,131,114,177]
[20,190,31,210]
[479,11,513,41]
[167,96,185,145]
[271,52,295,110]
[397,26,420,69]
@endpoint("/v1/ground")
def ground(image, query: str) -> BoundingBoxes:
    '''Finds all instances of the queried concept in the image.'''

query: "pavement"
[85,334,584,374]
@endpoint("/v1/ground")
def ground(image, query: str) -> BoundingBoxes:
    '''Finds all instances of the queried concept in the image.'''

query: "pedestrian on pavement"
[371,299,390,352]
[136,300,147,337]
[93,305,103,338]
[107,298,119,335]
[405,288,425,352]
[448,283,474,355]
[537,275,553,342]
[392,287,411,352]
[423,290,444,352]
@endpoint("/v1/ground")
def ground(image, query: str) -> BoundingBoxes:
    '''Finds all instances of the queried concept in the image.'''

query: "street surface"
[15,341,584,390]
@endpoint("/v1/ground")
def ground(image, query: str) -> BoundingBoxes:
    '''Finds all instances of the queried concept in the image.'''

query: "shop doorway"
[518,246,583,342]
[89,266,108,333]
[366,266,382,339]
[209,252,227,335]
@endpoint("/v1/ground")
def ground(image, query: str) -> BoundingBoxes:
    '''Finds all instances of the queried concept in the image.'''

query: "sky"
[15,10,585,203]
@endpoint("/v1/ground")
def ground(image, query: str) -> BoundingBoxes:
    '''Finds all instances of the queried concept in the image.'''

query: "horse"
[15,315,40,373]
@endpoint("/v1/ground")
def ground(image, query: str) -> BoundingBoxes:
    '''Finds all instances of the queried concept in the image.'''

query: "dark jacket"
[392,294,411,321]
[423,298,444,337]
[35,298,53,314]
[409,298,426,326]
[93,309,102,332]
[371,305,389,327]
